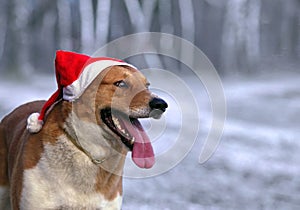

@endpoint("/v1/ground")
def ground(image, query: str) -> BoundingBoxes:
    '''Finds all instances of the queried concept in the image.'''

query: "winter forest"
[0,0,299,75]
[1,0,300,210]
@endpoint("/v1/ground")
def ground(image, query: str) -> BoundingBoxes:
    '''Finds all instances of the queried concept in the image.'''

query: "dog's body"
[0,65,167,209]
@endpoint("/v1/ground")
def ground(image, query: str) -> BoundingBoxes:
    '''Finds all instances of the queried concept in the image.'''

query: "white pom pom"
[26,113,43,133]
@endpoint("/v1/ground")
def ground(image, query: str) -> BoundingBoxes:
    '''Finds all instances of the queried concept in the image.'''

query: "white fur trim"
[63,60,136,101]
[27,113,43,133]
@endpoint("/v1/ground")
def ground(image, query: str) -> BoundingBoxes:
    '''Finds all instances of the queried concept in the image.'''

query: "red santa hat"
[27,50,136,133]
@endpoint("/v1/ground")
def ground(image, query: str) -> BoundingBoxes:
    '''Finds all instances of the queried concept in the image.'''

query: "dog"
[0,51,168,209]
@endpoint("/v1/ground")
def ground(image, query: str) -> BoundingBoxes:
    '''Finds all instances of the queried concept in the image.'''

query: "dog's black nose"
[149,98,168,112]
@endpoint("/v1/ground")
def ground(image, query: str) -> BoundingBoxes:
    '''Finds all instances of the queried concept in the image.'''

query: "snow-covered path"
[1,71,299,210]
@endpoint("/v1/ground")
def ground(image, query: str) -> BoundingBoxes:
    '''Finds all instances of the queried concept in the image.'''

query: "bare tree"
[0,0,7,65]
[57,0,72,50]
[142,0,157,30]
[1,0,299,75]
[1,0,19,73]
[221,0,261,72]
[80,0,95,53]
[124,0,163,68]
[178,0,195,70]
[95,0,111,53]
[124,0,147,32]
[69,0,81,51]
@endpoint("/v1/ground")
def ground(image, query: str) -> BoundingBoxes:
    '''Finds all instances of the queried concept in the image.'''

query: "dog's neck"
[64,110,113,164]
[60,100,128,164]
[45,100,127,202]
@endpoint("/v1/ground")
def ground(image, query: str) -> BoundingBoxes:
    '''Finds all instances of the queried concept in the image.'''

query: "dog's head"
[75,65,168,168]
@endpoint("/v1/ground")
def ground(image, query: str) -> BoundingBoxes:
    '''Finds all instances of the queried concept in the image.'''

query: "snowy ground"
[1,70,300,210]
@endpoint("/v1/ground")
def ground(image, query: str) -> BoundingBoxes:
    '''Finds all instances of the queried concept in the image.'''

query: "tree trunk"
[1,0,19,74]
[221,0,261,72]
[96,0,111,52]
[57,0,72,50]
[80,0,94,53]
[70,0,81,51]
[124,0,162,68]
[178,0,195,71]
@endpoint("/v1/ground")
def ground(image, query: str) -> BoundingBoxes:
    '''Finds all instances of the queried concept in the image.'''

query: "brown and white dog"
[0,59,167,209]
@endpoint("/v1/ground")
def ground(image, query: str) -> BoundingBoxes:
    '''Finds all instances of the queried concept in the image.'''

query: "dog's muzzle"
[149,98,168,119]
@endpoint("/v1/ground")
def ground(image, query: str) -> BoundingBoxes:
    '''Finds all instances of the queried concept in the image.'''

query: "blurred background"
[0,0,299,76]
[0,0,300,209]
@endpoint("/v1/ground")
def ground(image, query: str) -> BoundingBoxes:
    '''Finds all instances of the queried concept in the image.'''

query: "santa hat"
[27,50,136,133]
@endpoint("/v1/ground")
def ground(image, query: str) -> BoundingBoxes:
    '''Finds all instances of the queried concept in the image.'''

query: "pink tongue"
[120,118,155,168]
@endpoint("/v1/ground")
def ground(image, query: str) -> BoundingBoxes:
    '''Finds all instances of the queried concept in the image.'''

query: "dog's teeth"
[112,116,131,137]
[112,116,119,124]
[112,117,122,129]
[116,123,121,129]
[130,137,135,145]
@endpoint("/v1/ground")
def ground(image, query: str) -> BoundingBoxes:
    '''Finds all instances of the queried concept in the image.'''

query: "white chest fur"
[20,135,122,210]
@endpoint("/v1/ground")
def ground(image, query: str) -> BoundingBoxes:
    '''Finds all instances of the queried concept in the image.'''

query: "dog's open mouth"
[101,109,155,168]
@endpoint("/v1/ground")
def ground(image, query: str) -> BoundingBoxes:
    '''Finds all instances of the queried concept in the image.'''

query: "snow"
[1,71,300,209]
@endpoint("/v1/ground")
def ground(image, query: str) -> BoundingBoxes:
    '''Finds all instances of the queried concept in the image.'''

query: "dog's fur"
[0,66,167,209]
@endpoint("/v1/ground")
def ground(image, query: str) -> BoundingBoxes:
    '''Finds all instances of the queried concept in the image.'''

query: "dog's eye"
[114,80,128,88]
